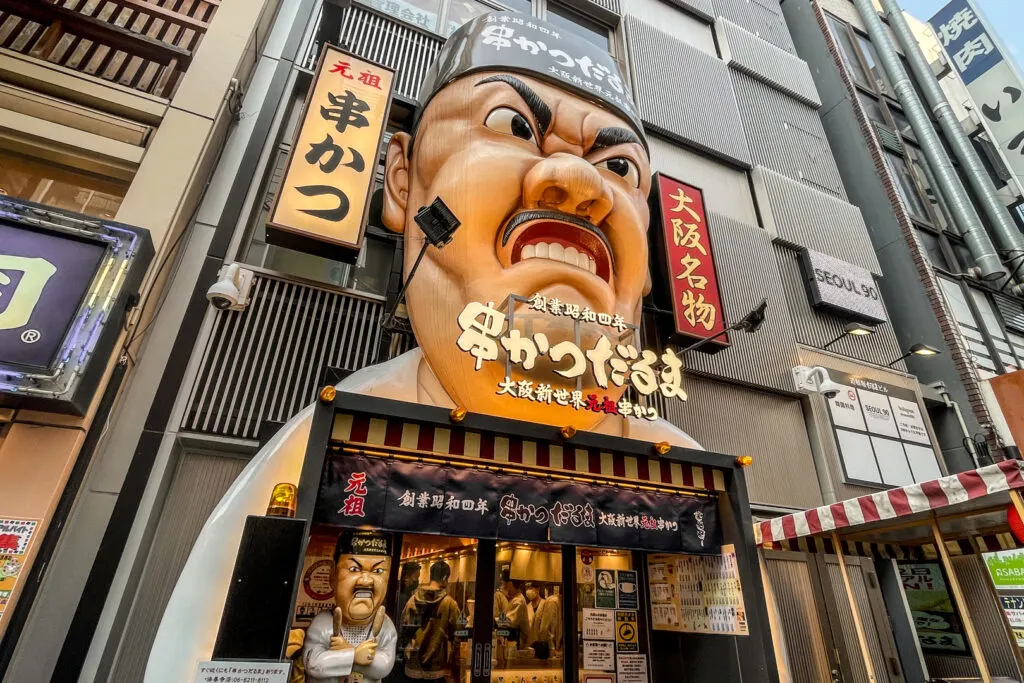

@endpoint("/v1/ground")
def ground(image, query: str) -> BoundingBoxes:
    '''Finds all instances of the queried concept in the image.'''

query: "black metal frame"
[279,391,780,683]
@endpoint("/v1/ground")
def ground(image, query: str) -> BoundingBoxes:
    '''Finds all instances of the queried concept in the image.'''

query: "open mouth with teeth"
[353,589,375,600]
[507,218,613,283]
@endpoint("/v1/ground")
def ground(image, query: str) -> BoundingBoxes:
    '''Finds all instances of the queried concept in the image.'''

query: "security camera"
[793,365,843,399]
[818,377,843,400]
[206,263,253,311]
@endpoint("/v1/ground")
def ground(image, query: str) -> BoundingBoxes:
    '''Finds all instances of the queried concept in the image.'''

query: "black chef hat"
[416,12,646,150]
[334,529,391,562]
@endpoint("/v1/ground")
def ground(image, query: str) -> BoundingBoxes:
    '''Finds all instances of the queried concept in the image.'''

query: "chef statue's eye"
[373,568,385,574]
[484,107,536,142]
[596,157,640,188]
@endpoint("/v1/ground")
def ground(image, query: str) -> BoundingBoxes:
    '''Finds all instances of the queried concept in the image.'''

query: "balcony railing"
[331,3,442,101]
[0,0,216,99]
[181,269,387,440]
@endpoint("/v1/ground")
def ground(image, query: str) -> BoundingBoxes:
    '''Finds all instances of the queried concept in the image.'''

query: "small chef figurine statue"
[304,530,397,683]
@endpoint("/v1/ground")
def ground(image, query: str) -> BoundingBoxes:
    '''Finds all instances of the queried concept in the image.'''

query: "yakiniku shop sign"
[315,456,721,553]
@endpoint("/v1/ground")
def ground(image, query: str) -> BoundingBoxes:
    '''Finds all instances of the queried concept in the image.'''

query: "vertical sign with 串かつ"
[268,46,395,261]
[0,223,106,372]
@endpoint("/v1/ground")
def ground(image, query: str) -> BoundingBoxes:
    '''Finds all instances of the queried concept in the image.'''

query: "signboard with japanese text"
[647,546,748,635]
[0,224,105,371]
[652,174,728,348]
[0,519,38,622]
[899,561,970,655]
[194,661,290,683]
[456,294,689,425]
[798,249,887,324]
[983,548,1024,647]
[314,455,720,553]
[930,0,1024,190]
[268,46,395,261]
[823,369,942,487]
[0,199,152,415]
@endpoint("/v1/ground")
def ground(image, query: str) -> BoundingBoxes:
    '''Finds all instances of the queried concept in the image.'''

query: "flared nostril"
[541,186,568,206]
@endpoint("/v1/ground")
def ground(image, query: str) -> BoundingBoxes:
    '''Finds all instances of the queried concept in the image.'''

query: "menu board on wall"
[983,548,1024,647]
[823,369,942,487]
[898,561,969,655]
[647,545,748,635]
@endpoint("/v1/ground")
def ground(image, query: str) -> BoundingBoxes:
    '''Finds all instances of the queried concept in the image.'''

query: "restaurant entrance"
[372,537,641,683]
[189,392,779,683]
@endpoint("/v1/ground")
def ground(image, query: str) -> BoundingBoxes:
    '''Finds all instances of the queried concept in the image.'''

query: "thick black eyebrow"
[476,74,551,138]
[591,127,642,152]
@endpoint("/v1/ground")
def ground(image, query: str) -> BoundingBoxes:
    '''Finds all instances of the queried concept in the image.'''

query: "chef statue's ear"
[383,133,412,234]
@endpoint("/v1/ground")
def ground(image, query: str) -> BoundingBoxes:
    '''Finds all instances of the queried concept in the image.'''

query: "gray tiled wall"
[625,15,752,168]
[716,17,821,107]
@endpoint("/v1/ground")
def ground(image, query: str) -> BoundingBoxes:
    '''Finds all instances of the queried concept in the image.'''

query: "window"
[856,34,894,98]
[826,15,869,89]
[907,151,949,230]
[395,534,478,682]
[0,151,126,219]
[444,0,496,35]
[888,106,916,143]
[547,2,610,50]
[493,542,564,682]
[858,92,888,129]
[883,151,929,223]
[359,0,613,47]
[915,228,950,270]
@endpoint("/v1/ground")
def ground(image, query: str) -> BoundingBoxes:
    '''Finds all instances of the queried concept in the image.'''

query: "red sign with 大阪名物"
[654,174,728,347]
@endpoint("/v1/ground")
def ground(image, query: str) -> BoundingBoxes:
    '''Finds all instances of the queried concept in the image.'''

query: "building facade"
[0,0,292,681]
[783,0,1024,678]
[3,0,1015,682]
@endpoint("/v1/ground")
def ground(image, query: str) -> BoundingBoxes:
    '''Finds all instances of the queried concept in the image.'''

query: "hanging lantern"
[1009,505,1024,545]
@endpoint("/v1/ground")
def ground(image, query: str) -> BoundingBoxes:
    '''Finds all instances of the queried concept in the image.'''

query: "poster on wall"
[647,545,748,635]
[0,518,38,620]
[898,561,970,655]
[823,370,942,487]
[983,548,1024,646]
[292,527,338,626]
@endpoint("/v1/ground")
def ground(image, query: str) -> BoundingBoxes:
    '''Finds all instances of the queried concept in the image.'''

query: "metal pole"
[850,0,1006,281]
[930,517,993,683]
[880,0,1024,291]
[831,533,878,682]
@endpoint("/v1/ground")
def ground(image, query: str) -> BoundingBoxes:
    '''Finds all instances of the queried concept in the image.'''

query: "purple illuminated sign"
[0,223,107,372]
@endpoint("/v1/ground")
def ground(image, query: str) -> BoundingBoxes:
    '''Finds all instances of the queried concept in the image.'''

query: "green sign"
[984,549,1024,589]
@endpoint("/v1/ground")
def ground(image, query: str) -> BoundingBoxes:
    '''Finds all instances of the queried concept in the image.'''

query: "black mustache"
[500,210,615,270]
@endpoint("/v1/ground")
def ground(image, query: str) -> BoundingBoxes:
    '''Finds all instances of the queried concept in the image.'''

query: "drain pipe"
[881,0,1024,293]
[851,0,1006,281]
[932,382,981,468]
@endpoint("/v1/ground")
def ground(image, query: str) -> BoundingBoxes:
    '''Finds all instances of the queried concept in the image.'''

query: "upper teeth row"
[521,242,597,274]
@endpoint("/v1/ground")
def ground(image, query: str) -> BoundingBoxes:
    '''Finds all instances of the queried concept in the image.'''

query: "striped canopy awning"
[755,459,1024,544]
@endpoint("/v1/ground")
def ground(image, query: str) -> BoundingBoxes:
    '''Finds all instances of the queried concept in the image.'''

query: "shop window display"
[491,543,564,683]
[396,535,478,683]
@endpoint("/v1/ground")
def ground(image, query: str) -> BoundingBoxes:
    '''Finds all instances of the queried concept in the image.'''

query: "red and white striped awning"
[755,459,1024,545]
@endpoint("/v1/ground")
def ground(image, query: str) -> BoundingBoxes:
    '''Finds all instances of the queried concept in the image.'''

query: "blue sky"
[898,0,1023,60]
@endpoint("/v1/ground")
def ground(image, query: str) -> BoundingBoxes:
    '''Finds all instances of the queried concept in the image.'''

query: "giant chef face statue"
[375,15,671,433]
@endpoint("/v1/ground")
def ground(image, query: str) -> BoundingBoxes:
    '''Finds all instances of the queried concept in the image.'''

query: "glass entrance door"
[490,542,565,683]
